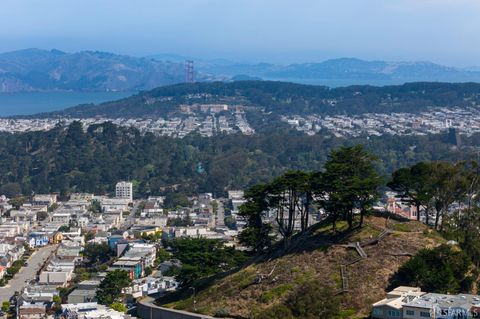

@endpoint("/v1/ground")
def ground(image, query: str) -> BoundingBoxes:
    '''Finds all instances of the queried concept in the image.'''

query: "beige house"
[372,287,425,319]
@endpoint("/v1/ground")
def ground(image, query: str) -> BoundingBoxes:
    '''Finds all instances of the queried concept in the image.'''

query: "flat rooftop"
[406,293,480,310]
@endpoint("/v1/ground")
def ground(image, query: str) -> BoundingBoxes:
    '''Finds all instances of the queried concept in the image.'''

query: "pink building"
[386,197,418,220]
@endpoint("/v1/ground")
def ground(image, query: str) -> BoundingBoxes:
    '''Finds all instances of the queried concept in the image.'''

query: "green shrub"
[214,308,230,317]
[260,284,293,303]
[1,301,9,312]
[110,302,127,313]
[390,244,472,294]
[256,281,340,319]
[286,280,340,319]
[255,304,294,319]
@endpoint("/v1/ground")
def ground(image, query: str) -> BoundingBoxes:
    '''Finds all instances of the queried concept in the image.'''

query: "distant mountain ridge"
[197,57,480,84]
[0,49,211,93]
[2,48,480,93]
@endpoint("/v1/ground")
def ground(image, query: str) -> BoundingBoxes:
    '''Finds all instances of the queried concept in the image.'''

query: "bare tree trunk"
[425,206,430,226]
[301,194,311,232]
[434,206,442,230]
[360,208,365,227]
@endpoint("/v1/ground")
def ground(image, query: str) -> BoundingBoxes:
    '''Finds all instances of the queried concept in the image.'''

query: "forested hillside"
[0,121,477,198]
[35,81,480,119]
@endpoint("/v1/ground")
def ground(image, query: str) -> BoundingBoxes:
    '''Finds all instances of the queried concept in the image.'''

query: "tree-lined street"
[0,245,57,303]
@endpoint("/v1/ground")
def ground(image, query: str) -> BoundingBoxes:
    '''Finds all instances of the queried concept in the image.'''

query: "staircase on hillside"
[355,242,368,258]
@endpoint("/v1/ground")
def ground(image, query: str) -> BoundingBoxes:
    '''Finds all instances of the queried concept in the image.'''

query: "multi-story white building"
[115,182,133,202]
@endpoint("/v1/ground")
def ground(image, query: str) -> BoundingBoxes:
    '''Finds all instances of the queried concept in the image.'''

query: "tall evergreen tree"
[388,162,433,222]
[316,145,382,230]
[96,270,131,305]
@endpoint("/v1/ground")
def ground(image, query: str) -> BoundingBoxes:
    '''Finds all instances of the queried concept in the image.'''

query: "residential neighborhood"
[0,171,458,319]
[281,105,480,138]
[0,104,255,138]
[3,1,480,318]
[0,181,257,319]
[0,166,473,319]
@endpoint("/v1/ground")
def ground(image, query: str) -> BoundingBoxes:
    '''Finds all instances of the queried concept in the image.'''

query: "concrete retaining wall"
[137,298,219,319]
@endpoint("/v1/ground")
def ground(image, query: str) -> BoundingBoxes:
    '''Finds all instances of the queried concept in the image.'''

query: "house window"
[406,309,415,316]
[372,308,383,316]
[388,310,401,317]
[420,311,430,317]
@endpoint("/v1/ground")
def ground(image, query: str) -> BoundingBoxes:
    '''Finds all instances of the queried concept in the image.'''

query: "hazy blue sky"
[0,0,479,66]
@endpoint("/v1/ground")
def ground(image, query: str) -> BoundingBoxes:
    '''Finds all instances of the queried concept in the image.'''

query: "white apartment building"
[10,210,37,223]
[33,194,58,206]
[115,181,133,202]
[51,212,72,225]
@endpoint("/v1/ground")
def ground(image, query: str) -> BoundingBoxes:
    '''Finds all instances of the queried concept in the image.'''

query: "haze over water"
[0,91,134,116]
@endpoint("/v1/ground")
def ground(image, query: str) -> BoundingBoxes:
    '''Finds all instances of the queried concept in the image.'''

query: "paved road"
[215,199,225,228]
[0,245,57,302]
[122,200,141,231]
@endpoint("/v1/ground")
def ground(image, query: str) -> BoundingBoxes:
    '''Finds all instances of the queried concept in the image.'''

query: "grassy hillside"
[158,215,444,318]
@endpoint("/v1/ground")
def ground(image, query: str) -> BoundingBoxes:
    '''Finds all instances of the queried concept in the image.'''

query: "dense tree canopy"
[44,81,480,118]
[83,243,112,265]
[164,191,191,209]
[317,145,382,230]
[391,245,472,294]
[166,238,248,285]
[0,121,477,198]
[388,161,471,229]
[239,146,382,250]
[96,270,132,305]
[387,162,433,221]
